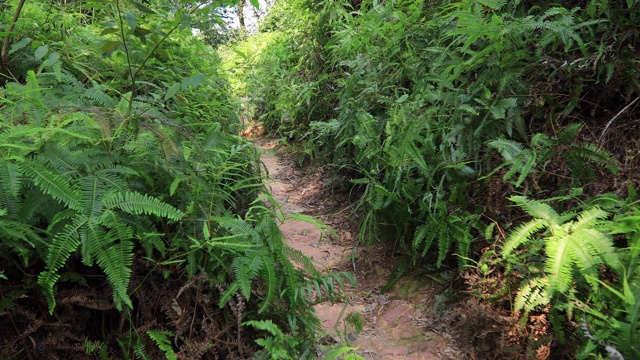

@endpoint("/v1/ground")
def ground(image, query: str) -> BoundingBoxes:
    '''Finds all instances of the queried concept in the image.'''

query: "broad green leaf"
[101,21,117,28]
[249,0,260,9]
[130,0,156,14]
[203,222,211,240]
[101,27,120,35]
[8,37,31,55]
[189,73,205,88]
[233,49,247,60]
[180,13,191,29]
[34,46,48,61]
[124,11,137,32]
[164,83,181,101]
[43,52,60,67]
[169,177,184,196]
[101,40,121,53]
[133,27,151,43]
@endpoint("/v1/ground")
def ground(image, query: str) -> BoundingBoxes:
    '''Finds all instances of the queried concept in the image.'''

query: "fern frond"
[231,252,264,300]
[0,159,23,199]
[572,207,609,231]
[82,87,118,108]
[282,244,320,276]
[258,256,277,313]
[243,319,284,340]
[39,214,86,312]
[514,277,550,313]
[502,218,547,255]
[414,223,437,257]
[95,235,134,310]
[477,0,506,11]
[103,191,183,221]
[569,143,619,175]
[39,143,83,175]
[79,220,105,266]
[132,340,151,360]
[437,222,453,267]
[214,216,260,243]
[146,330,177,360]
[544,228,580,295]
[510,195,559,224]
[488,139,537,187]
[219,282,240,308]
[21,160,82,211]
[573,227,619,278]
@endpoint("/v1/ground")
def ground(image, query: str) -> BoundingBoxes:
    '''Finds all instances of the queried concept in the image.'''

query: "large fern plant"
[0,71,185,312]
[488,123,618,188]
[502,195,620,313]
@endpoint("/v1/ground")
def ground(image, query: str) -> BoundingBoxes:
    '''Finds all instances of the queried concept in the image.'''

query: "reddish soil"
[258,139,467,359]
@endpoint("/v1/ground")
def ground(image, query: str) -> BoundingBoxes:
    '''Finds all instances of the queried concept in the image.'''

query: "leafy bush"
[502,190,640,359]
[0,0,351,358]
[237,0,640,355]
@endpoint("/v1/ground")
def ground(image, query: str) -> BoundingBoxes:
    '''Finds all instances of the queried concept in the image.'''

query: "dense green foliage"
[228,0,640,357]
[0,0,355,358]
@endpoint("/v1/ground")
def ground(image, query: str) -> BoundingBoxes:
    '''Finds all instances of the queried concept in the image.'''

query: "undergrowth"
[227,0,640,357]
[0,0,353,358]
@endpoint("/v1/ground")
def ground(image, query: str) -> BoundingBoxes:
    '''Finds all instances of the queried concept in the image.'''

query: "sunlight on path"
[258,140,462,359]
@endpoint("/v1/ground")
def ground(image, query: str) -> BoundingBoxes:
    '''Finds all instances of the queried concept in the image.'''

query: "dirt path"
[258,140,465,359]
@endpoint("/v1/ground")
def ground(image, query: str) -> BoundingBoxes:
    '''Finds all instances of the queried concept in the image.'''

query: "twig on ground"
[598,96,640,145]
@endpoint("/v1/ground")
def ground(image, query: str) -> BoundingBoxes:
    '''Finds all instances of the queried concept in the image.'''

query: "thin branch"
[0,0,27,83]
[114,0,137,116]
[598,96,640,145]
[1,0,27,59]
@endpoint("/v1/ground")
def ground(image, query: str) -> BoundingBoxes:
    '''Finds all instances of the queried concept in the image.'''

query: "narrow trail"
[257,139,466,360]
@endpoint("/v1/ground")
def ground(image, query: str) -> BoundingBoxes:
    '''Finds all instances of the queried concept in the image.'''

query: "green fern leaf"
[510,196,559,224]
[214,216,260,243]
[147,330,177,360]
[103,191,183,221]
[282,245,320,276]
[258,255,277,313]
[95,237,134,310]
[39,215,86,312]
[132,340,151,360]
[514,277,550,313]
[413,223,435,257]
[232,252,265,299]
[437,222,452,267]
[39,143,82,175]
[22,161,82,211]
[80,221,105,266]
[502,218,547,255]
[0,159,23,198]
[243,319,285,340]
[544,228,579,295]
[219,282,240,308]
[570,143,619,175]
[477,0,506,10]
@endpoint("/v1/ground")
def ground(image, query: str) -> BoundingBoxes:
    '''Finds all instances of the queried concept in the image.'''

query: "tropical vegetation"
[224,0,640,357]
[0,0,353,358]
[2,0,639,357]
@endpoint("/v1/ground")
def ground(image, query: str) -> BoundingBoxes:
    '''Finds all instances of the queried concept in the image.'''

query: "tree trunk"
[237,0,247,33]
[0,0,27,84]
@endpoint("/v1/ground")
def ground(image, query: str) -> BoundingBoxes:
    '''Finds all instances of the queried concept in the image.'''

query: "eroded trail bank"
[258,140,469,360]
